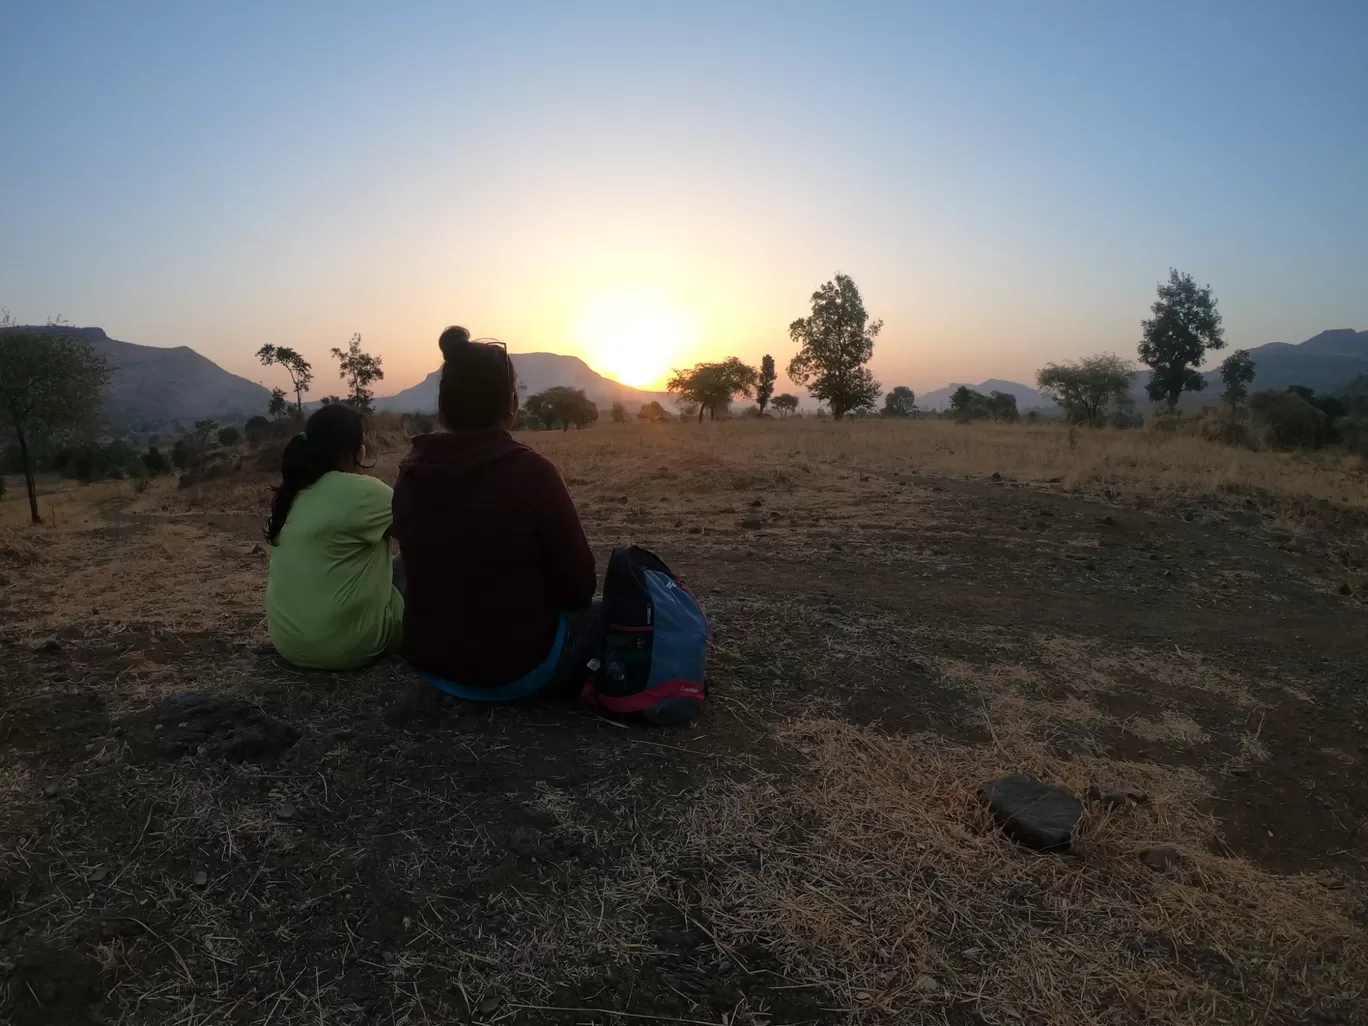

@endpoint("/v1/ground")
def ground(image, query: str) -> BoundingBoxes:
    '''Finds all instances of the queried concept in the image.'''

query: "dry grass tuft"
[673,718,1366,1025]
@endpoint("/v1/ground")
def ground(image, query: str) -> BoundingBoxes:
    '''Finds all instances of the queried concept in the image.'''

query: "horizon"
[3,2,1366,398]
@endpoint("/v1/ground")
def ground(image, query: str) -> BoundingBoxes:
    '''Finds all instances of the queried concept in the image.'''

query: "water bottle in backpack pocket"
[580,546,707,725]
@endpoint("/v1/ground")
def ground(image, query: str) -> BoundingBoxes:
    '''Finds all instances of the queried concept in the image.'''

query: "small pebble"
[275,802,296,820]
[478,996,500,1014]
[193,870,208,887]
[43,782,59,797]
[88,867,109,883]
[914,975,939,994]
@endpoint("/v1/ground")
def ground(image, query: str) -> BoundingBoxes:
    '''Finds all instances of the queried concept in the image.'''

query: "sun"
[570,289,699,389]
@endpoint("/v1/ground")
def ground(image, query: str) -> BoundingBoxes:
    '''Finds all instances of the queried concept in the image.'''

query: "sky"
[2,1,1366,399]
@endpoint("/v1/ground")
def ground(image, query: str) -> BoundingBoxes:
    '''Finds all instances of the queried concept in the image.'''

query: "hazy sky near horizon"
[3,1,1366,397]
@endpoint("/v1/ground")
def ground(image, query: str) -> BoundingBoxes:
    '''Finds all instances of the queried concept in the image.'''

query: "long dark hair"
[436,325,517,430]
[267,404,367,544]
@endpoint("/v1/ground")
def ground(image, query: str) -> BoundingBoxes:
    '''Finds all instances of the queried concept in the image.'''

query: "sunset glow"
[570,289,701,389]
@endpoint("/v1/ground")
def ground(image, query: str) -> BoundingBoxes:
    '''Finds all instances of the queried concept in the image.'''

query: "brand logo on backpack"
[580,546,708,726]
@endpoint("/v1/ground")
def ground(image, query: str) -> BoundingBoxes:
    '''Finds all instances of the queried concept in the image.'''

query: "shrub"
[1250,389,1325,449]
[217,427,240,447]
[143,447,170,475]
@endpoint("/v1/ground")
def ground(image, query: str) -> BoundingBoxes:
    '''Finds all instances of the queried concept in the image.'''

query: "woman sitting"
[392,326,599,700]
[265,404,404,669]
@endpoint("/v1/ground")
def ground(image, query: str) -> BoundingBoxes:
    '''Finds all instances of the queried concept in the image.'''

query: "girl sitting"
[391,326,599,700]
[265,404,404,669]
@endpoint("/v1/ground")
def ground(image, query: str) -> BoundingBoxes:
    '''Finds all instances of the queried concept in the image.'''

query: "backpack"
[581,546,708,725]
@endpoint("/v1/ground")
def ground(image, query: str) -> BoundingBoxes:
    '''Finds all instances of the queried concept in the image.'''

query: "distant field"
[2,419,1366,1025]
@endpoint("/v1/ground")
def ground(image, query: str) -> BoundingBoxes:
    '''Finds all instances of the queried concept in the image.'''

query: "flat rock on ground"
[980,774,1083,853]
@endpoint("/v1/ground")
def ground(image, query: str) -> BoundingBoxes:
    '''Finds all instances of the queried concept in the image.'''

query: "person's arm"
[353,476,395,546]
[536,460,596,609]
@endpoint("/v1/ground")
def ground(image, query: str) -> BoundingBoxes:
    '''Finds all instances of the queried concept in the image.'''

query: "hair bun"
[438,325,471,360]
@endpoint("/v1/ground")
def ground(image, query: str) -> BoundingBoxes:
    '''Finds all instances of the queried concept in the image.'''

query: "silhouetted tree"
[525,387,597,431]
[637,400,666,423]
[244,415,271,445]
[217,427,240,447]
[772,394,799,419]
[787,273,881,419]
[267,388,289,421]
[610,401,628,424]
[330,334,384,413]
[756,354,777,415]
[1219,349,1257,409]
[882,386,916,417]
[1036,355,1134,426]
[668,358,757,422]
[142,447,170,475]
[987,391,1019,422]
[256,345,313,415]
[0,318,109,523]
[1138,269,1225,412]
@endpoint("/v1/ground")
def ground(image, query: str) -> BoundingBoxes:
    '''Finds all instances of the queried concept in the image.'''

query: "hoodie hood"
[399,429,527,484]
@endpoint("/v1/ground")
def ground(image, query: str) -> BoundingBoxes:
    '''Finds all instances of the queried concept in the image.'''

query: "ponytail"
[266,403,366,544]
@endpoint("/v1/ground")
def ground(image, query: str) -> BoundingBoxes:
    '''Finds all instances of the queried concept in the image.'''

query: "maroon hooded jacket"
[391,430,596,684]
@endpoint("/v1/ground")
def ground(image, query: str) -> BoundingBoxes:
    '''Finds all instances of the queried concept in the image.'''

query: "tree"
[267,387,289,420]
[1251,389,1325,448]
[948,386,986,420]
[772,394,799,419]
[637,400,666,423]
[256,344,313,415]
[143,447,170,475]
[217,427,240,447]
[610,401,628,424]
[1036,355,1134,427]
[193,420,220,447]
[244,415,272,445]
[330,334,384,413]
[881,386,916,417]
[987,391,1019,422]
[1219,349,1256,409]
[756,354,777,415]
[787,273,882,419]
[667,358,757,422]
[1138,269,1225,412]
[0,319,109,523]
[525,387,597,431]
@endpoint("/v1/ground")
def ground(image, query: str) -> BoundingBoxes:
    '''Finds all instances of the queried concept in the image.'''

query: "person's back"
[265,405,403,670]
[391,326,597,697]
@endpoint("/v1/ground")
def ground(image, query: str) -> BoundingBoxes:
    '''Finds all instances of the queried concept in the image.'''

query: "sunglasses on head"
[472,337,514,396]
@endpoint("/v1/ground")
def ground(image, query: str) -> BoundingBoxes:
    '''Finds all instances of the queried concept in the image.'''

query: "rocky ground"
[2,423,1366,1025]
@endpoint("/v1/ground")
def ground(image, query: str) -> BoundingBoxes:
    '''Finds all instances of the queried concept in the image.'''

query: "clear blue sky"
[3,1,1365,394]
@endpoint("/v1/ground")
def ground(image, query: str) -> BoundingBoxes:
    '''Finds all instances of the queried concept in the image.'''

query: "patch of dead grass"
[671,718,1365,1025]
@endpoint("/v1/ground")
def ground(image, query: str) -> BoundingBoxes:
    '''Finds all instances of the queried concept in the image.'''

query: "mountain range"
[375,353,674,414]
[13,325,1368,428]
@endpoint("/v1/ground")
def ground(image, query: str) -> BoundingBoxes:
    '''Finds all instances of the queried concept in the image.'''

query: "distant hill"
[17,326,271,430]
[376,352,675,413]
[917,379,1057,412]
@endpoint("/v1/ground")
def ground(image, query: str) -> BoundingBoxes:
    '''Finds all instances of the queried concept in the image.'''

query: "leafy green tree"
[772,394,799,419]
[1138,269,1225,412]
[143,447,170,475]
[330,334,384,413]
[217,427,240,447]
[256,344,313,414]
[637,400,666,423]
[756,354,777,415]
[948,386,990,420]
[787,273,882,419]
[1036,354,1134,426]
[1219,349,1256,409]
[668,358,757,422]
[882,386,916,417]
[0,319,110,523]
[988,391,1019,422]
[1251,389,1325,448]
[267,387,289,421]
[193,420,220,446]
[610,401,628,424]
[525,386,597,431]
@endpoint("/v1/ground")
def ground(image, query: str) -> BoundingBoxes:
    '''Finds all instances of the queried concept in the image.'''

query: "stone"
[740,518,763,530]
[275,802,296,820]
[87,867,109,883]
[991,472,1002,481]
[193,870,208,887]
[914,975,939,994]
[1141,844,1182,872]
[218,721,300,762]
[478,997,500,1014]
[249,543,266,556]
[1338,583,1353,596]
[43,782,60,797]
[155,692,214,722]
[980,775,1083,853]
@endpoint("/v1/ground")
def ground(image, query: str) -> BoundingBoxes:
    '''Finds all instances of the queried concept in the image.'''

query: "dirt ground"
[2,420,1366,1025]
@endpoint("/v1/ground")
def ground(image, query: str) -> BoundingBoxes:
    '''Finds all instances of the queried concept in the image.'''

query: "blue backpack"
[581,546,708,725]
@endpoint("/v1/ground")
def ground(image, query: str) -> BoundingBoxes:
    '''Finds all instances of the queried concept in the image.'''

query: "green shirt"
[265,471,403,670]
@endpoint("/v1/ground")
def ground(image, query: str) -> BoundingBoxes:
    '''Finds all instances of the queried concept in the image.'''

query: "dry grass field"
[2,418,1367,1026]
